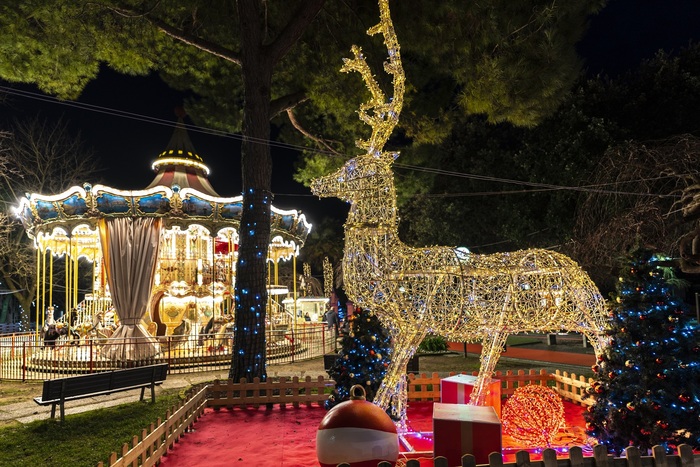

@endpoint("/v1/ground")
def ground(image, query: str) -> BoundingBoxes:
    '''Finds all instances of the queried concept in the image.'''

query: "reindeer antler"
[340,0,405,156]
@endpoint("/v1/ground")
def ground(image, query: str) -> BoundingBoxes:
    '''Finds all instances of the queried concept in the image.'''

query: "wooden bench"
[34,363,169,422]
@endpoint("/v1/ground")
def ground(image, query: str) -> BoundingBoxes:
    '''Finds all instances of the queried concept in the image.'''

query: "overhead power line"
[0,84,689,199]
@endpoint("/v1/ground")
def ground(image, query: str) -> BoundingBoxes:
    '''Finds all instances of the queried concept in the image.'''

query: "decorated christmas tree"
[325,307,393,410]
[585,246,700,454]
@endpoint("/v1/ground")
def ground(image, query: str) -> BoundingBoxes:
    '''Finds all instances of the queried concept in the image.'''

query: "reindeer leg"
[470,331,508,406]
[373,328,427,432]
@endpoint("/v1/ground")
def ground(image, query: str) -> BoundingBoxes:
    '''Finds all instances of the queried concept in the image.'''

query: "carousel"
[14,114,316,370]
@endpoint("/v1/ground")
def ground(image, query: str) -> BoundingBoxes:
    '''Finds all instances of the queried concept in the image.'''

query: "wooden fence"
[337,444,699,467]
[407,369,593,406]
[98,370,698,467]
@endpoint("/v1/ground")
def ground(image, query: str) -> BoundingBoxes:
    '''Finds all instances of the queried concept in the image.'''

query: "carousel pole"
[266,258,272,329]
[48,248,53,315]
[293,254,297,335]
[41,246,47,331]
[65,238,71,318]
[73,250,78,311]
[35,245,40,336]
[211,233,215,320]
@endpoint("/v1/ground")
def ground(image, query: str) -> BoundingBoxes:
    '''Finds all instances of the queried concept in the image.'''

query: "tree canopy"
[0,0,606,378]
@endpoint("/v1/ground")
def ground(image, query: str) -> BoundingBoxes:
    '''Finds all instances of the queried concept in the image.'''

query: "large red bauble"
[316,386,398,467]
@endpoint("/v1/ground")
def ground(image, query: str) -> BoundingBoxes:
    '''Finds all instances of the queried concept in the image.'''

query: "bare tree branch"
[95,1,242,65]
[0,117,99,323]
[286,108,345,158]
[571,134,700,287]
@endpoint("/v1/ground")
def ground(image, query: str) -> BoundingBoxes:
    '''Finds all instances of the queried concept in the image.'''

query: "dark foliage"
[325,308,392,410]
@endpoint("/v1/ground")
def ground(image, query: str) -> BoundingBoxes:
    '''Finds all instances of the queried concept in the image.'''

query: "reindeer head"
[310,150,397,204]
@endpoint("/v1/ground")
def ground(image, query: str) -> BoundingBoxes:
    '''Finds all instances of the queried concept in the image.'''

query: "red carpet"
[159,401,590,466]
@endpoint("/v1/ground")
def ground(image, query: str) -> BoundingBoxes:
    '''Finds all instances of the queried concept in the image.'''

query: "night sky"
[1,0,700,225]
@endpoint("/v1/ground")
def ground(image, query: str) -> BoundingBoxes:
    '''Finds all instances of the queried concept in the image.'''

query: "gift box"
[440,374,502,416]
[433,402,502,465]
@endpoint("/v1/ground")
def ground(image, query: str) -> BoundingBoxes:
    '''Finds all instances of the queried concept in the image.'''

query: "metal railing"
[0,324,337,381]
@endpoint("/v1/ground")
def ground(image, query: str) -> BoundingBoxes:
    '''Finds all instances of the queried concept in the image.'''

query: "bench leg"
[140,386,146,401]
[50,403,56,419]
[150,383,156,403]
[60,401,65,423]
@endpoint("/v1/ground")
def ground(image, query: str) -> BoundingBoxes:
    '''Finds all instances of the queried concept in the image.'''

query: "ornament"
[625,360,634,368]
[626,402,635,411]
[679,393,690,403]
[655,358,663,365]
[608,371,615,379]
[656,420,669,430]
[502,385,564,447]
[316,385,399,467]
[657,373,667,380]
[591,364,599,372]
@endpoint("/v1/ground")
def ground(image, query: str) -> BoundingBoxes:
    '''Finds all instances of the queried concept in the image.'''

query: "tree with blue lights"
[585,246,700,454]
[325,307,392,410]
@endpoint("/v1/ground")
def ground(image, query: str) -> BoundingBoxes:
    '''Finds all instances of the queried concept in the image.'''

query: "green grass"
[0,390,186,467]
[505,335,542,346]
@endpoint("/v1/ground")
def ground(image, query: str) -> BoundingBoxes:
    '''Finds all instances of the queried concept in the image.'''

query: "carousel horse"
[55,322,81,345]
[168,318,193,349]
[198,315,234,348]
[42,324,60,349]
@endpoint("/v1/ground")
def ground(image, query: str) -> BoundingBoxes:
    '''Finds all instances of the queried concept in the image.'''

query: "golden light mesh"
[502,385,565,447]
[311,0,607,428]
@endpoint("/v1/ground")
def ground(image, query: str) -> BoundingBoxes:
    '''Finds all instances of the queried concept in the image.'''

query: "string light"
[311,0,607,429]
[502,385,565,447]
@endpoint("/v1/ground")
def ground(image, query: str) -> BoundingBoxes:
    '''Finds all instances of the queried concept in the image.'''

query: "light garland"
[502,385,565,447]
[311,0,607,428]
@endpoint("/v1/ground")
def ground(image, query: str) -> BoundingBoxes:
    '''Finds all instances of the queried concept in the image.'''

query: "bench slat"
[33,363,169,422]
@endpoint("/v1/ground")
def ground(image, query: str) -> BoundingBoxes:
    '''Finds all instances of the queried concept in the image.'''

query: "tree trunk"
[229,0,274,382]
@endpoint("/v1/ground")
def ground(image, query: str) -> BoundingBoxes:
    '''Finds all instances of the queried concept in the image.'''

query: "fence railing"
[407,370,593,405]
[98,371,698,467]
[0,325,336,381]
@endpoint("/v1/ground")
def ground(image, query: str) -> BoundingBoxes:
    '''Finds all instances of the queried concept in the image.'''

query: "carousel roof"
[14,114,311,259]
[146,110,220,197]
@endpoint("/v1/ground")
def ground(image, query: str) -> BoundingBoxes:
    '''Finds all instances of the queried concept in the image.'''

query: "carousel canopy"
[14,114,311,260]
[146,109,220,197]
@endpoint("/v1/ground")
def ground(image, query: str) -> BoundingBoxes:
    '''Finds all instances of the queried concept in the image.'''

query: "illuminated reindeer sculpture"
[311,0,607,427]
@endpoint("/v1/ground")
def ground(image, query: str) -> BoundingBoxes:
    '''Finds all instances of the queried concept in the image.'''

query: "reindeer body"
[313,149,608,423]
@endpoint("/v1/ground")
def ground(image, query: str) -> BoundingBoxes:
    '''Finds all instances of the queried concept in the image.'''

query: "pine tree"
[585,246,700,454]
[325,307,393,409]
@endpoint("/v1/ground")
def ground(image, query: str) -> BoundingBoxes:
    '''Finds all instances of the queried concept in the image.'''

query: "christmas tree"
[585,246,700,454]
[325,307,393,410]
